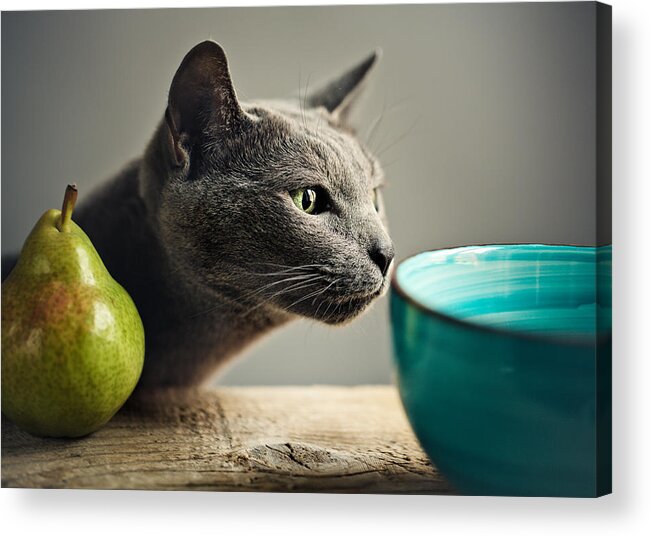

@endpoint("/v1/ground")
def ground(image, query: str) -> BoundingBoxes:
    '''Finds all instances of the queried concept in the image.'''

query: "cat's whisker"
[188,302,225,319]
[238,276,327,318]
[257,270,315,277]
[365,96,387,149]
[315,108,324,136]
[297,67,308,129]
[285,278,341,312]
[243,261,326,270]
[311,278,340,306]
[320,294,339,321]
[260,276,326,302]
[366,95,414,153]
[302,71,312,129]
[240,269,311,278]
[239,267,312,279]
[313,298,326,319]
[239,263,326,277]
[284,288,324,312]
[375,115,421,158]
[187,274,321,319]
[238,273,319,302]
[314,293,330,319]
[380,157,402,169]
[312,279,342,318]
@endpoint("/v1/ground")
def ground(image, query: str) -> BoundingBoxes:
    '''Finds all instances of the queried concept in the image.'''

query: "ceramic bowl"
[390,244,611,497]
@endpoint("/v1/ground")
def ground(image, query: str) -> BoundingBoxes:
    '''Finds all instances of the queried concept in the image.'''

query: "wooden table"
[1,385,454,494]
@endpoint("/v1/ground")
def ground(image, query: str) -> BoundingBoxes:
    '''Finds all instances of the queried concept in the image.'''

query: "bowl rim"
[390,242,612,348]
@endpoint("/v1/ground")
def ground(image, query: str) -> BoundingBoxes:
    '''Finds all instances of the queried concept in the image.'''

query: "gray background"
[1,3,598,385]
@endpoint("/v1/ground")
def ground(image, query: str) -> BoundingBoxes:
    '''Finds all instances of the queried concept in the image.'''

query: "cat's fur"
[3,41,394,387]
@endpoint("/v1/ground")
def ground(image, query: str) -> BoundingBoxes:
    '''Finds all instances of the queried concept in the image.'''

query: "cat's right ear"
[166,41,244,167]
[307,49,382,124]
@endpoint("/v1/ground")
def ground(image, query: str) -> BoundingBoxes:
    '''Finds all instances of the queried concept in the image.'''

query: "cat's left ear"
[166,40,245,167]
[307,49,381,124]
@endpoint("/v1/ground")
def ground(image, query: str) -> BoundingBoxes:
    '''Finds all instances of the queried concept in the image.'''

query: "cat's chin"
[307,285,388,325]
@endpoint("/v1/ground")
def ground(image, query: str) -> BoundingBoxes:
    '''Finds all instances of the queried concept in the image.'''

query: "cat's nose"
[369,244,395,277]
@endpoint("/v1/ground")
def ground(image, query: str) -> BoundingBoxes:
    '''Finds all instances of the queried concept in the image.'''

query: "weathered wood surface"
[1,385,454,494]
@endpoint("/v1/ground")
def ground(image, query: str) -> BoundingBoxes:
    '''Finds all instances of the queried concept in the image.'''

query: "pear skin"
[2,186,145,437]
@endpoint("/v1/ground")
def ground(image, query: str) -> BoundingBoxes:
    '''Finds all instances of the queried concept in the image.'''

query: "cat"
[2,41,394,388]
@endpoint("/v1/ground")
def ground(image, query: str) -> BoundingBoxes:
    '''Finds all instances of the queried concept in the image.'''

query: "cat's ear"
[307,49,381,123]
[166,41,244,166]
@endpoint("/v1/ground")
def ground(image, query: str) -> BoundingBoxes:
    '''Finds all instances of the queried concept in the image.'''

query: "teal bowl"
[390,244,611,497]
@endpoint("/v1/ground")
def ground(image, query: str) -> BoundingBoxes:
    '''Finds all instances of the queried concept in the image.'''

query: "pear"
[2,185,144,437]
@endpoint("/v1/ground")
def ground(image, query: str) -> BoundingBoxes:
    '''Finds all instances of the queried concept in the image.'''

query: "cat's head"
[141,41,393,324]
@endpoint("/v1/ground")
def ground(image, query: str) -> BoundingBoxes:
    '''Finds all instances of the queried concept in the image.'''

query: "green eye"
[372,187,381,212]
[290,187,328,215]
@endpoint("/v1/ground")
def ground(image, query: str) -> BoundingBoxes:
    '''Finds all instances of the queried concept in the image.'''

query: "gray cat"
[4,41,394,387]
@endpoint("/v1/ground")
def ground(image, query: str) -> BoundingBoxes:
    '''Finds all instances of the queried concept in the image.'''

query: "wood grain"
[1,385,454,494]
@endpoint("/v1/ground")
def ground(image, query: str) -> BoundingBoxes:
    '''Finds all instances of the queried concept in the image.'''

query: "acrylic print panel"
[1,2,611,497]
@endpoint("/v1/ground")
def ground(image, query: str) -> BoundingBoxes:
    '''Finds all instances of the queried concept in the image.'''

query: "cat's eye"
[372,187,381,212]
[290,187,329,215]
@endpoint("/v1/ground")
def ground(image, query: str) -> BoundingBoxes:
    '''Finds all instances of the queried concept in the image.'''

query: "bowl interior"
[395,244,611,339]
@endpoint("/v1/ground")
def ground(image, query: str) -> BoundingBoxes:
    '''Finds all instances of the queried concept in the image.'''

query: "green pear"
[2,185,145,437]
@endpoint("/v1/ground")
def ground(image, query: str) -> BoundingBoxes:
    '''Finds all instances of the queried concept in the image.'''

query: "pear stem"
[58,184,78,233]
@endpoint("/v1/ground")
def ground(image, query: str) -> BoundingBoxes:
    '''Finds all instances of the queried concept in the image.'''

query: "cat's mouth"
[292,280,387,325]
[319,289,383,324]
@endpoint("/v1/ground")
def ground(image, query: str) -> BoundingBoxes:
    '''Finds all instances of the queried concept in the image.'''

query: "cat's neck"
[75,158,290,387]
